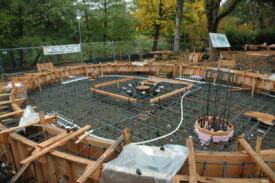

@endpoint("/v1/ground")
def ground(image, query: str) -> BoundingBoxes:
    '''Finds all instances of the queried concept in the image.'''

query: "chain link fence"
[0,39,173,74]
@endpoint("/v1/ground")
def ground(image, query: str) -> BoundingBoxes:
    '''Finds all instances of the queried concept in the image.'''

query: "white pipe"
[132,87,201,145]
[61,76,89,84]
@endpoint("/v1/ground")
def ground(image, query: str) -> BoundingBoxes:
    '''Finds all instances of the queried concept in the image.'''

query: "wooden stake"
[122,128,131,144]
[65,161,74,183]
[186,136,198,183]
[9,162,32,183]
[256,136,262,154]
[47,155,57,183]
[251,78,255,97]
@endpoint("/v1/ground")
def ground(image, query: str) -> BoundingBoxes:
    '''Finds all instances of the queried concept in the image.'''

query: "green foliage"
[254,29,275,44]
[87,0,136,42]
[0,0,136,49]
[226,29,275,50]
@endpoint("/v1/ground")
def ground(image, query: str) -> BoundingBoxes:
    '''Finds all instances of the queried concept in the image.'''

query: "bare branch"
[217,0,243,22]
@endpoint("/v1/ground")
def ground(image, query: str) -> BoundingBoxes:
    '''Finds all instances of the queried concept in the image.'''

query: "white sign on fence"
[43,44,81,55]
[209,33,230,48]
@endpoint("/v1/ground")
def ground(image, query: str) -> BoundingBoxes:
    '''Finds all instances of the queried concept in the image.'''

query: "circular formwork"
[194,116,234,145]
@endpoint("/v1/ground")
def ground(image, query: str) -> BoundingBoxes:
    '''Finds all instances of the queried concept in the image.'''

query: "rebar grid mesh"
[28,75,275,151]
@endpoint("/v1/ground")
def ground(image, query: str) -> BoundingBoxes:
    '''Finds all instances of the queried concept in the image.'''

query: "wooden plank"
[91,88,137,103]
[0,93,11,97]
[0,114,56,135]
[256,136,262,154]
[94,77,136,88]
[9,162,31,183]
[0,110,23,119]
[149,75,191,85]
[238,136,275,182]
[231,87,250,92]
[76,133,124,183]
[0,120,39,135]
[174,175,269,183]
[34,162,44,183]
[198,176,270,183]
[245,111,275,126]
[20,125,91,165]
[37,133,68,149]
[186,136,198,183]
[65,160,74,183]
[75,132,89,144]
[9,147,41,183]
[0,98,25,106]
[51,151,95,166]
[9,137,21,170]
[150,84,192,103]
[47,155,57,183]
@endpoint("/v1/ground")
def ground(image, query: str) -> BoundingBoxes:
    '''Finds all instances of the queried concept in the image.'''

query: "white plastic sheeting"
[100,144,189,183]
[5,82,27,99]
[18,105,39,133]
[269,73,275,81]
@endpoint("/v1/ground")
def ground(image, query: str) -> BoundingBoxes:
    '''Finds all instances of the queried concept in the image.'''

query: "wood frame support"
[173,175,269,183]
[0,114,56,142]
[0,110,23,119]
[20,125,91,165]
[256,136,262,154]
[237,136,275,182]
[76,128,129,183]
[94,77,136,88]
[244,111,275,126]
[186,136,198,183]
[149,84,192,103]
[91,88,137,103]
[0,98,25,106]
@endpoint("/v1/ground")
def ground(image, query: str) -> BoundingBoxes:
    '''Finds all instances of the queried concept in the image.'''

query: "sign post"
[208,33,231,61]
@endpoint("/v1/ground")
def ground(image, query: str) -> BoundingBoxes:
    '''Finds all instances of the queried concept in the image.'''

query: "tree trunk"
[152,24,161,51]
[103,0,107,42]
[208,21,219,61]
[152,0,164,51]
[255,0,264,31]
[83,0,93,61]
[205,0,242,61]
[83,0,92,43]
[18,5,24,66]
[173,0,184,52]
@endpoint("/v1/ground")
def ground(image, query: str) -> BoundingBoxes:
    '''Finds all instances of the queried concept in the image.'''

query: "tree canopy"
[0,0,274,50]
